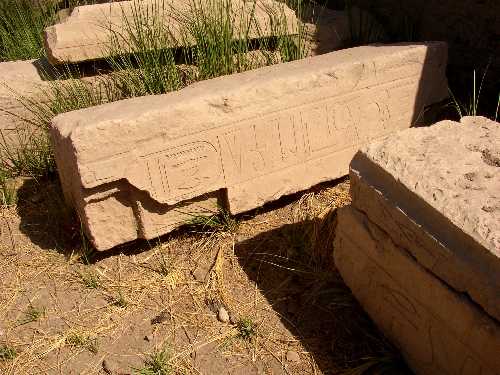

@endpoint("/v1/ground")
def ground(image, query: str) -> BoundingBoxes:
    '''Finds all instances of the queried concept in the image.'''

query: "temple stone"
[334,206,500,375]
[51,42,448,250]
[350,116,500,321]
[334,116,500,374]
[44,0,299,64]
[0,60,51,149]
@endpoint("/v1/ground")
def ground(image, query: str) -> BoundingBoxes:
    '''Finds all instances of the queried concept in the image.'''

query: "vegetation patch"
[0,345,17,361]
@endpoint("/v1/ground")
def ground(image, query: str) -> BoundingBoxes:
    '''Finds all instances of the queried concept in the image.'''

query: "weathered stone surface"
[51,42,448,250]
[350,116,500,321]
[0,59,51,148]
[44,0,299,64]
[334,206,500,375]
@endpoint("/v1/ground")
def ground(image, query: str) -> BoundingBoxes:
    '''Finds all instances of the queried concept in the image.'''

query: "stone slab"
[350,117,500,321]
[51,42,448,250]
[0,59,52,149]
[334,206,500,375]
[44,0,299,64]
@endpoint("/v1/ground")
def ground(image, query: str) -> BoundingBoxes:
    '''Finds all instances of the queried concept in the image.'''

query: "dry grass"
[0,178,410,374]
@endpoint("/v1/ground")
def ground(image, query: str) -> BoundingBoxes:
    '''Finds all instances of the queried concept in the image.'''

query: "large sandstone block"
[44,0,299,64]
[350,117,500,321]
[0,60,51,149]
[334,206,500,375]
[51,42,448,250]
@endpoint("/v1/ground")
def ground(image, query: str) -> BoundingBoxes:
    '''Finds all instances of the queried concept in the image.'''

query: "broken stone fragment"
[44,0,299,64]
[350,116,500,321]
[335,116,500,375]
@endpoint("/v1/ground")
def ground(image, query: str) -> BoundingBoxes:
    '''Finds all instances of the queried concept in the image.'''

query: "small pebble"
[286,350,300,363]
[192,267,207,282]
[217,306,230,323]
[102,359,120,374]
[229,311,238,325]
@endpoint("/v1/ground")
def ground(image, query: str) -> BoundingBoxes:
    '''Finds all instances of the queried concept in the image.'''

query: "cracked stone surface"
[349,116,500,321]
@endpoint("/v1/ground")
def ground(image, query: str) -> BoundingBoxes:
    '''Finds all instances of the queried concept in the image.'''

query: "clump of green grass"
[78,223,97,264]
[137,347,172,375]
[0,170,17,206]
[112,291,128,308]
[17,304,44,326]
[79,270,101,289]
[0,0,57,61]
[450,65,500,121]
[0,0,101,62]
[236,317,257,341]
[0,344,17,361]
[187,205,239,234]
[181,0,304,78]
[154,252,171,277]
[0,69,114,178]
[65,332,99,354]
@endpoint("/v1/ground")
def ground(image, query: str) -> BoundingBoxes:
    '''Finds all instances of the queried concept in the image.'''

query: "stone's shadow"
[14,175,345,262]
[15,177,152,260]
[233,212,412,373]
[16,177,79,251]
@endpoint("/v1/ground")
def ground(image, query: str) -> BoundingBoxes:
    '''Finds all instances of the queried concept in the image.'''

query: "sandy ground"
[0,177,410,374]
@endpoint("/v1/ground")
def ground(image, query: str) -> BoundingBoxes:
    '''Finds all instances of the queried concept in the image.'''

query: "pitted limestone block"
[51,42,448,250]
[44,0,299,64]
[334,206,500,375]
[350,116,500,321]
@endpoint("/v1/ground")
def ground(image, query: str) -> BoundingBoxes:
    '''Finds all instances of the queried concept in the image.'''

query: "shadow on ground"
[15,177,80,251]
[234,213,412,374]
[15,177,163,261]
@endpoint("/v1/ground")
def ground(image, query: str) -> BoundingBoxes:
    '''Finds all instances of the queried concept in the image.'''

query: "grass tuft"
[0,0,56,61]
[79,270,101,289]
[236,317,257,341]
[0,344,17,361]
[0,171,17,206]
[154,252,171,277]
[65,331,99,354]
[137,347,172,375]
[112,291,129,308]
[449,63,499,121]
[17,304,44,326]
[188,205,239,234]
[0,0,102,61]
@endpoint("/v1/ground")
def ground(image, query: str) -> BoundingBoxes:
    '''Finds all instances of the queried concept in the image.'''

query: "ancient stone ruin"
[0,60,51,145]
[2,0,498,372]
[44,0,299,64]
[51,42,448,250]
[334,116,500,375]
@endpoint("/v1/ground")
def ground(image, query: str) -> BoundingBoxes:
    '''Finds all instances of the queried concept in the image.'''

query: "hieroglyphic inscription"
[216,76,416,186]
[336,208,500,375]
[52,43,449,250]
[80,75,418,205]
[143,141,221,202]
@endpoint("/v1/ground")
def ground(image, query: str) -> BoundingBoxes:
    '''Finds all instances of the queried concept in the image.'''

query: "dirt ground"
[0,177,410,374]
